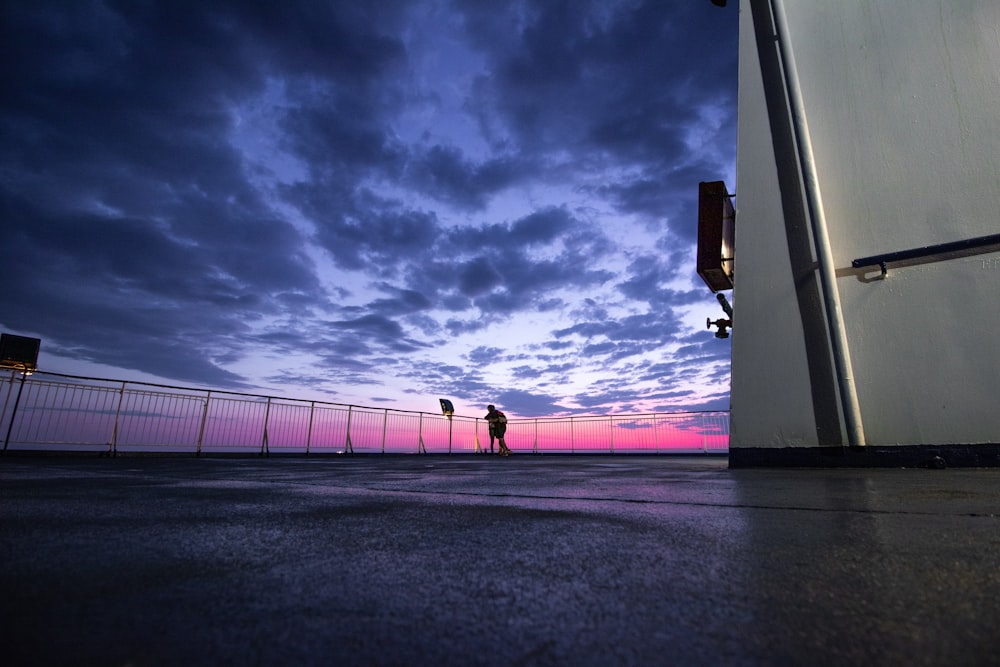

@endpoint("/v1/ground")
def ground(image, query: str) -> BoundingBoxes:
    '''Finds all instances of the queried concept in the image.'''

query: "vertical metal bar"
[698,414,708,454]
[305,401,315,455]
[534,418,538,454]
[2,372,28,452]
[609,416,615,455]
[109,381,126,456]
[769,0,865,447]
[196,391,211,457]
[345,405,354,454]
[261,396,272,456]
[381,408,388,454]
[1,371,15,449]
[653,413,660,454]
[1,371,13,424]
[418,412,426,454]
[570,417,574,453]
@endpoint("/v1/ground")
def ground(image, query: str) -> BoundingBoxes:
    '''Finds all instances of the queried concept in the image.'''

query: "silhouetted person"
[485,404,511,456]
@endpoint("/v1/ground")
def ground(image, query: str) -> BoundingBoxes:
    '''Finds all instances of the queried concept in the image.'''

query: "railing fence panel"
[1,371,729,455]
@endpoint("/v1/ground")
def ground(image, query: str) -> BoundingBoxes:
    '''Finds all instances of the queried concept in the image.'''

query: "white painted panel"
[731,1,824,447]
[731,0,1000,448]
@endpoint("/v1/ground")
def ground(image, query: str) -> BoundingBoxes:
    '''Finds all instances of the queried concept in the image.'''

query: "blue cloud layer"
[0,0,737,416]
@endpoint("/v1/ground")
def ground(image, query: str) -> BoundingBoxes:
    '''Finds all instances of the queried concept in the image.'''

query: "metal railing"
[1,370,729,455]
[852,232,1000,276]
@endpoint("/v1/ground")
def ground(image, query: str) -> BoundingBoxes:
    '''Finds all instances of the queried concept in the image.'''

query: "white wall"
[731,0,1000,450]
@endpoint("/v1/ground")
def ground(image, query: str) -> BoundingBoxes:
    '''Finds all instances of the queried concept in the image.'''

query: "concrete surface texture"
[2,455,999,666]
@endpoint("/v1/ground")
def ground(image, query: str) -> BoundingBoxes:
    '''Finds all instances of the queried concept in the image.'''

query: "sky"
[1,0,738,418]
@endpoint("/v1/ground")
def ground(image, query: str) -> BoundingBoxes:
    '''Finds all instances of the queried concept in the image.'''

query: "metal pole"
[261,397,272,456]
[381,408,388,454]
[305,401,315,455]
[703,413,708,453]
[418,413,426,454]
[1,371,15,448]
[345,405,354,454]
[770,0,866,447]
[653,413,660,454]
[109,381,126,456]
[196,391,211,456]
[3,372,28,452]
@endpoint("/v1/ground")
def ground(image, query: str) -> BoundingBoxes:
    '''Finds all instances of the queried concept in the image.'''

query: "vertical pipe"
[533,418,538,454]
[196,391,211,456]
[769,0,866,447]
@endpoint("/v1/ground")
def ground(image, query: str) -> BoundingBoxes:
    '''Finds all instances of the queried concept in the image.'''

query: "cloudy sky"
[1,0,737,418]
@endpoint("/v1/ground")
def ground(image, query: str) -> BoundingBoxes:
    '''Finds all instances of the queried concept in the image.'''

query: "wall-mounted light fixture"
[696,181,735,293]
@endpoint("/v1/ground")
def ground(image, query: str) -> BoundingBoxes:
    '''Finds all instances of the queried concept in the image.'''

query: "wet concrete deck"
[2,455,999,666]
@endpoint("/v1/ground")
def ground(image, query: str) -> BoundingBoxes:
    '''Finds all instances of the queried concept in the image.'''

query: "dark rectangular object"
[0,333,41,372]
[696,181,735,292]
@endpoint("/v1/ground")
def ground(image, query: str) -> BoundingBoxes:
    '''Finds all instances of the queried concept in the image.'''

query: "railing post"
[305,401,315,455]
[345,405,354,454]
[570,417,574,453]
[609,416,615,455]
[653,413,660,454]
[702,413,708,453]
[2,372,29,453]
[381,408,388,454]
[109,381,126,456]
[418,412,426,454]
[261,397,272,456]
[196,391,211,457]
[1,371,15,452]
[533,418,538,454]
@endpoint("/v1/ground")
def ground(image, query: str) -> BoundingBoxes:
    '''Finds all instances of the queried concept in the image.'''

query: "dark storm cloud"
[490,388,568,419]
[456,257,503,297]
[366,286,434,316]
[457,0,736,227]
[0,0,340,384]
[0,0,736,413]
[389,206,616,316]
[404,145,525,210]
